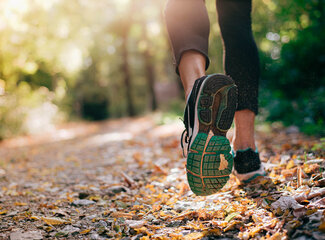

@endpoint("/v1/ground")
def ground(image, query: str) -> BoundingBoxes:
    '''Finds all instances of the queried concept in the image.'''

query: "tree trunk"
[121,34,135,116]
[142,26,158,111]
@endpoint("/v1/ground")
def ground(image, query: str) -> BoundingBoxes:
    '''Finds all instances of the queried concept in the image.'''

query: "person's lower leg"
[179,50,206,99]
[217,0,260,151]
[232,110,256,151]
[164,0,210,100]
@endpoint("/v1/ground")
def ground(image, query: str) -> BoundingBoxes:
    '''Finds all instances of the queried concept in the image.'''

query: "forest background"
[0,0,324,140]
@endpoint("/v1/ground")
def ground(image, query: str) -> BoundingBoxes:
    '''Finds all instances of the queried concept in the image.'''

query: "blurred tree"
[0,0,323,139]
[255,0,325,135]
[142,23,158,111]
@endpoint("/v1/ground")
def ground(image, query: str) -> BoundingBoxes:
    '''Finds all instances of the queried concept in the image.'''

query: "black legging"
[164,0,260,114]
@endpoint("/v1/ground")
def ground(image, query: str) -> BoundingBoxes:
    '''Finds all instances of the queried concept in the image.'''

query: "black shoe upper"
[234,148,261,174]
[181,76,206,156]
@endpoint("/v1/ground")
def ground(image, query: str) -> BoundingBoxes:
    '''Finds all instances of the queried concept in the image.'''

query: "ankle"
[232,138,256,152]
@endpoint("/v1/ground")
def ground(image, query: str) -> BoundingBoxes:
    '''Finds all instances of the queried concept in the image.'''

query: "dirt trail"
[0,115,324,239]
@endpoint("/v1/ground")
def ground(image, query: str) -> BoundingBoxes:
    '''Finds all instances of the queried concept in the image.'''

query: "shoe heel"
[198,74,237,127]
[216,85,238,131]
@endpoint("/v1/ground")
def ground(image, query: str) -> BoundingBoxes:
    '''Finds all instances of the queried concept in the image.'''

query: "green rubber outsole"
[186,133,233,196]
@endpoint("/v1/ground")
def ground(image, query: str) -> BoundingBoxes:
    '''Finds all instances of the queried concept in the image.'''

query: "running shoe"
[233,148,266,183]
[181,74,237,196]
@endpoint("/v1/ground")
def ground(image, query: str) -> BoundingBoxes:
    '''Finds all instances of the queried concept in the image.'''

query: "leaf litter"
[0,115,324,239]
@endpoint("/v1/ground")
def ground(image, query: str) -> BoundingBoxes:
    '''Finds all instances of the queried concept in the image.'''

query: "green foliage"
[256,0,325,135]
[0,0,323,139]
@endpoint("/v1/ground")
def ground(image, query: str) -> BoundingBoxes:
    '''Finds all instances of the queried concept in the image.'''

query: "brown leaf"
[281,168,297,178]
[133,152,144,166]
[14,202,27,206]
[309,197,325,209]
[110,211,133,219]
[184,232,204,240]
[153,163,167,175]
[297,167,302,187]
[315,179,325,187]
[308,188,325,199]
[293,192,308,203]
[41,217,68,225]
[304,163,320,174]
[271,196,304,211]
[121,171,136,187]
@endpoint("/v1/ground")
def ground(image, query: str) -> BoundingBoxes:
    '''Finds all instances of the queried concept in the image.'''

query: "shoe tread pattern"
[187,133,233,196]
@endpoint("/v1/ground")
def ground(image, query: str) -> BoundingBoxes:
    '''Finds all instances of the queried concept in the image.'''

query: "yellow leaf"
[286,160,295,169]
[15,202,27,206]
[160,211,167,217]
[204,229,221,236]
[184,232,204,240]
[225,212,239,222]
[0,210,7,215]
[269,232,283,240]
[135,226,149,234]
[306,209,317,215]
[276,207,283,216]
[41,217,68,225]
[89,196,100,201]
[250,226,262,237]
[140,237,150,240]
[30,216,39,220]
[80,229,91,234]
[319,221,325,232]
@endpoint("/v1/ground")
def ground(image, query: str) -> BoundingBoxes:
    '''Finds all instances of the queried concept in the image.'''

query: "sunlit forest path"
[0,115,324,240]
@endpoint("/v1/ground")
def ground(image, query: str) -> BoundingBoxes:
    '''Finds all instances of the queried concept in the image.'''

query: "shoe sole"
[186,74,237,196]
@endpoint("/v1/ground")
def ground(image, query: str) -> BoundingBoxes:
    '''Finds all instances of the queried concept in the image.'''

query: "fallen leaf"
[80,229,91,234]
[0,210,7,215]
[153,163,168,175]
[121,171,137,187]
[304,163,320,174]
[110,211,133,219]
[286,160,295,169]
[41,217,69,225]
[309,197,325,208]
[271,196,304,211]
[184,232,204,240]
[297,167,302,187]
[14,202,27,206]
[225,212,240,222]
[294,192,308,203]
[319,221,325,232]
[126,220,147,228]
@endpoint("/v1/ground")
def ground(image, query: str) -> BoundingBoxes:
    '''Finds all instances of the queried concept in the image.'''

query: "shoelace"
[180,115,192,158]
[180,129,189,157]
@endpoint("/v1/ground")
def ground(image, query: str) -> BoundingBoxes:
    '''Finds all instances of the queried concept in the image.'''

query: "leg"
[217,0,260,151]
[179,51,206,99]
[165,0,238,196]
[164,0,210,99]
[232,109,255,151]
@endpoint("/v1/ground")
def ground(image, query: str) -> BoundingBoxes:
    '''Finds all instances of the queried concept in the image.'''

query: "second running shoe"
[181,74,237,196]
